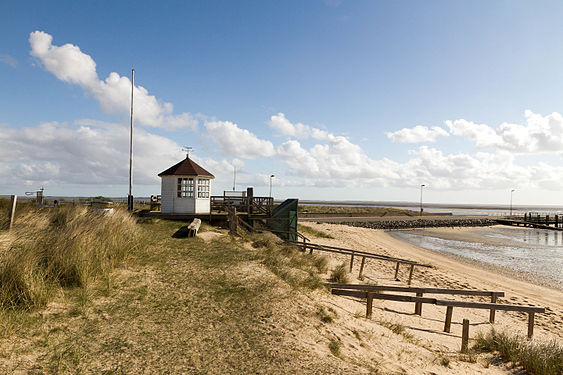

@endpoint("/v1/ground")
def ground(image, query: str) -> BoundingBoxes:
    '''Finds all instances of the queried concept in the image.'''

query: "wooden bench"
[330,286,544,338]
[187,218,201,237]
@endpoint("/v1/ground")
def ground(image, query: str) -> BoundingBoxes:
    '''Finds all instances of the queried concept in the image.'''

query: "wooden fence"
[328,284,545,338]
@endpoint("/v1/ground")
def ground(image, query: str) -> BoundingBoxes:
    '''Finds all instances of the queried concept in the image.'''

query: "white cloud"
[29,31,197,130]
[0,54,18,68]
[0,120,184,188]
[204,120,275,159]
[446,110,563,154]
[268,112,330,140]
[386,125,449,143]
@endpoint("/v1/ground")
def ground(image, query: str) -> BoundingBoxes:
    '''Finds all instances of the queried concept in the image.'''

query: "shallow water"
[389,227,563,287]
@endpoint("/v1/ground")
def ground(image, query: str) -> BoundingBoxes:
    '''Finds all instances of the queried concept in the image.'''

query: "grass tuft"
[328,338,342,358]
[330,263,349,284]
[473,328,563,375]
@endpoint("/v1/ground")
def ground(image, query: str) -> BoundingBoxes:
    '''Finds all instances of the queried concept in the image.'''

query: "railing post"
[349,253,355,273]
[407,264,415,285]
[528,312,535,339]
[461,319,470,352]
[366,292,373,319]
[489,294,497,323]
[394,262,400,280]
[358,256,366,280]
[444,306,453,333]
[8,194,17,230]
[415,292,423,315]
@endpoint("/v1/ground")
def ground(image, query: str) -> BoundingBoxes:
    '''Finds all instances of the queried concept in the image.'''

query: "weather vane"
[182,146,193,158]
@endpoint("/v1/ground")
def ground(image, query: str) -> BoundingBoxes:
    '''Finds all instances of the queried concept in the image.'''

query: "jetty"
[496,213,563,231]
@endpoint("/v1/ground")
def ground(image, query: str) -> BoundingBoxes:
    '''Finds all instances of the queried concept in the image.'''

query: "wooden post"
[527,312,535,339]
[461,319,469,352]
[349,253,355,273]
[358,256,366,280]
[394,262,400,280]
[407,264,414,285]
[415,292,423,315]
[444,306,453,333]
[366,292,373,319]
[229,207,238,235]
[489,294,497,323]
[546,215,550,225]
[8,195,17,230]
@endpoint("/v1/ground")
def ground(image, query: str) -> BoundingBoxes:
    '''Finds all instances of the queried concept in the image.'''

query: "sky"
[2,0,563,205]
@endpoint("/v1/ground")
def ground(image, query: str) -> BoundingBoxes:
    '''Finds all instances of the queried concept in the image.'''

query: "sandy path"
[301,221,562,370]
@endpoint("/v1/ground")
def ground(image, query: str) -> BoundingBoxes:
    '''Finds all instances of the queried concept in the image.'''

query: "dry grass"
[0,205,142,310]
[473,328,563,375]
[297,224,334,239]
[330,263,349,283]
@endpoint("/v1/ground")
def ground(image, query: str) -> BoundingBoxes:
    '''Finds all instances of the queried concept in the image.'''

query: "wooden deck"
[496,218,563,231]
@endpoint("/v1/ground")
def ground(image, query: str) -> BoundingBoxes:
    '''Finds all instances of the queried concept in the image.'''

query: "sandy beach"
[301,221,563,374]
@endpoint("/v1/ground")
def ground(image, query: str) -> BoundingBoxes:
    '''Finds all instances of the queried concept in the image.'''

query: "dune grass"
[297,224,334,239]
[473,328,563,375]
[330,263,349,283]
[0,205,142,310]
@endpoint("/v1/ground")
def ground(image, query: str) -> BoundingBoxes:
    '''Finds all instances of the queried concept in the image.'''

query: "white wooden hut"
[158,156,214,214]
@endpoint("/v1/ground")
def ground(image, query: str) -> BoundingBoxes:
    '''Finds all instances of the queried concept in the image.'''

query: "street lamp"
[420,184,425,216]
[269,175,275,198]
[128,68,135,212]
[510,189,516,216]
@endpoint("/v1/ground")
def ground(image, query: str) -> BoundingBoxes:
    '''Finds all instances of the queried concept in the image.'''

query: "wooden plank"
[444,306,453,333]
[331,289,544,313]
[461,319,469,352]
[8,195,17,230]
[528,312,535,339]
[435,299,545,313]
[331,289,437,304]
[326,283,504,297]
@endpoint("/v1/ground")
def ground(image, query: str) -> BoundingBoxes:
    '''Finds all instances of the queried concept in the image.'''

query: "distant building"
[158,156,214,214]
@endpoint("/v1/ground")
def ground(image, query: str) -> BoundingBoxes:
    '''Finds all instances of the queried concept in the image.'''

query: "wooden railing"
[327,284,544,338]
[290,241,431,284]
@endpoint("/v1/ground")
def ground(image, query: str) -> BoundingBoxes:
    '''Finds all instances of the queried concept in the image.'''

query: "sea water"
[389,227,563,287]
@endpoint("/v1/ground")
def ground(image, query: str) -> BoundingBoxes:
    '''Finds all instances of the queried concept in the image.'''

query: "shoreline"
[386,226,563,291]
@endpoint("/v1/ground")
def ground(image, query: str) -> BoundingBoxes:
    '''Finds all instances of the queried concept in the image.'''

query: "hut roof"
[158,157,215,178]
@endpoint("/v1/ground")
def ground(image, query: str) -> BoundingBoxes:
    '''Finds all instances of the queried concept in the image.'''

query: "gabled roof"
[158,157,215,178]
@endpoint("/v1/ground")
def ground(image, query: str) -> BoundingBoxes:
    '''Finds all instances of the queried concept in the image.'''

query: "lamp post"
[420,184,425,216]
[269,175,275,198]
[510,189,515,216]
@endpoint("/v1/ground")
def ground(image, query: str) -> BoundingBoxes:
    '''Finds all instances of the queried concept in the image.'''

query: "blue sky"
[2,0,563,205]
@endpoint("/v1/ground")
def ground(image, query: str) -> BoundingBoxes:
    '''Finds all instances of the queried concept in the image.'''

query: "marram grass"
[0,206,143,309]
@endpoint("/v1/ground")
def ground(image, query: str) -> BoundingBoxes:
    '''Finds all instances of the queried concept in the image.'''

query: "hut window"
[177,178,194,198]
[197,179,210,198]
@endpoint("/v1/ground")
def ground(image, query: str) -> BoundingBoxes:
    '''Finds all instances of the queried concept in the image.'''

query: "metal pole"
[420,184,425,216]
[510,189,515,216]
[269,174,274,198]
[232,166,236,191]
[128,69,134,211]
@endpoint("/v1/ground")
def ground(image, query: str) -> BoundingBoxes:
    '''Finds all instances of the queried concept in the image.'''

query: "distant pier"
[496,213,563,231]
